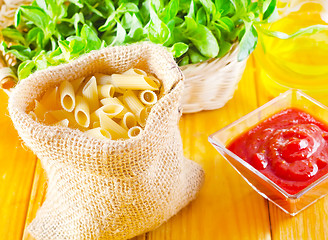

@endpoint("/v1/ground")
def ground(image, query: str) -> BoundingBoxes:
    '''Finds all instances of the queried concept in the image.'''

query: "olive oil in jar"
[254,0,328,104]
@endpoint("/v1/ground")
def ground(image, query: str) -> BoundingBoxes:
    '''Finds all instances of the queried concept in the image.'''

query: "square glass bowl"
[208,89,328,216]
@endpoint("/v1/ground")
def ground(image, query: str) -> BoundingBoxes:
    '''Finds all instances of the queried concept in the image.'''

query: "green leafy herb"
[0,0,278,81]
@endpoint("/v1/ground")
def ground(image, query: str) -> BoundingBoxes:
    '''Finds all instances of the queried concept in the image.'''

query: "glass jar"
[254,0,328,105]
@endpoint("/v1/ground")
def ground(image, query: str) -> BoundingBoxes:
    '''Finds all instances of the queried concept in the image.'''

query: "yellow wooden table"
[1,54,328,240]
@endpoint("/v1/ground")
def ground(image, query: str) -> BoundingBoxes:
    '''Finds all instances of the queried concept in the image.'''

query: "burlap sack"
[8,43,204,240]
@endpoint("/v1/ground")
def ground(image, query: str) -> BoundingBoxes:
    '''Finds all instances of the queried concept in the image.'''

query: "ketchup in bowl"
[227,108,328,195]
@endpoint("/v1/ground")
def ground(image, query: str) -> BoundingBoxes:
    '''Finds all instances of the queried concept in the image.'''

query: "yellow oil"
[254,1,328,104]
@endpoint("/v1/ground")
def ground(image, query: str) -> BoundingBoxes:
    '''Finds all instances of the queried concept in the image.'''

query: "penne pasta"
[90,112,100,126]
[34,100,47,121]
[123,90,147,127]
[148,74,161,88]
[45,110,77,127]
[111,74,159,90]
[93,121,100,128]
[139,90,158,105]
[90,104,124,122]
[100,97,128,117]
[82,76,99,112]
[99,112,128,139]
[100,97,121,106]
[53,119,69,127]
[85,127,112,140]
[145,106,152,115]
[74,95,90,128]
[40,87,60,110]
[97,84,115,99]
[71,77,85,92]
[59,80,76,112]
[28,111,37,121]
[117,95,124,103]
[120,112,137,130]
[112,87,125,94]
[122,68,147,76]
[94,73,113,85]
[34,68,161,139]
[128,126,142,138]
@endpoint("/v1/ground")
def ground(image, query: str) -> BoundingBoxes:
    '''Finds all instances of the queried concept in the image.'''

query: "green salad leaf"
[0,0,278,81]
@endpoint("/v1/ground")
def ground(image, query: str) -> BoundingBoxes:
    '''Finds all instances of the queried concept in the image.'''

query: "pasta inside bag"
[8,43,204,240]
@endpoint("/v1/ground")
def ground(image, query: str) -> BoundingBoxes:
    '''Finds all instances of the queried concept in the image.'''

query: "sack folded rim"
[8,42,184,178]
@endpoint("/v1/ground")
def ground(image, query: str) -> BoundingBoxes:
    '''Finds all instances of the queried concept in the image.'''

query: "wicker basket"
[180,44,248,113]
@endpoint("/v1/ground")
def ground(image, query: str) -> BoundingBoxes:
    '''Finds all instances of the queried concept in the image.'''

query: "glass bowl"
[208,89,328,216]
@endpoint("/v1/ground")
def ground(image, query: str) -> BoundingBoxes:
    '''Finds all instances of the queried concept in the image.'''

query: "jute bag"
[8,43,204,239]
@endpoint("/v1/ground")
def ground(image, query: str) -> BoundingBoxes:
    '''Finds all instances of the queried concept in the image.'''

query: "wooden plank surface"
[149,58,271,240]
[0,90,37,240]
[253,55,328,240]
[1,54,328,240]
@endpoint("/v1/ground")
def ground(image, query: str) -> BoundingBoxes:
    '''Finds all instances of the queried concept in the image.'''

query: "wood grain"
[148,59,271,240]
[253,50,328,240]
[3,52,328,240]
[22,159,47,240]
[0,90,37,240]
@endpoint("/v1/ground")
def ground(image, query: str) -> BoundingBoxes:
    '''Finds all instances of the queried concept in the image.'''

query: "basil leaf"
[230,0,244,12]
[57,22,75,37]
[48,47,62,59]
[186,0,195,18]
[263,0,276,20]
[84,2,106,18]
[215,0,223,10]
[238,21,258,61]
[18,6,50,31]
[122,12,133,29]
[148,5,170,44]
[72,12,85,35]
[69,38,85,56]
[26,27,44,46]
[218,17,235,32]
[18,60,35,79]
[217,41,232,57]
[199,0,215,14]
[220,0,235,16]
[170,42,189,58]
[179,54,190,66]
[127,28,145,42]
[184,17,219,58]
[80,25,102,51]
[35,0,57,18]
[196,7,207,25]
[128,14,144,38]
[162,0,179,24]
[117,3,139,13]
[14,7,22,27]
[5,45,33,61]
[1,28,26,44]
[33,51,49,70]
[189,48,208,63]
[69,0,83,8]
[98,12,116,32]
[111,21,126,45]
[150,0,162,12]
[118,0,139,5]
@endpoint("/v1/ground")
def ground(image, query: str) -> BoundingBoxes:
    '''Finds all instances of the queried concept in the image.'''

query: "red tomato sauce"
[227,108,328,195]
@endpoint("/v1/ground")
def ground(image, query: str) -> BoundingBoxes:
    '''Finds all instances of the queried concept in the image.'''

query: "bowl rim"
[208,89,328,199]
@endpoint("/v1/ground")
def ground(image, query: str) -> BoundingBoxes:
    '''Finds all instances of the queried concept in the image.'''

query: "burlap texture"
[8,43,204,240]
